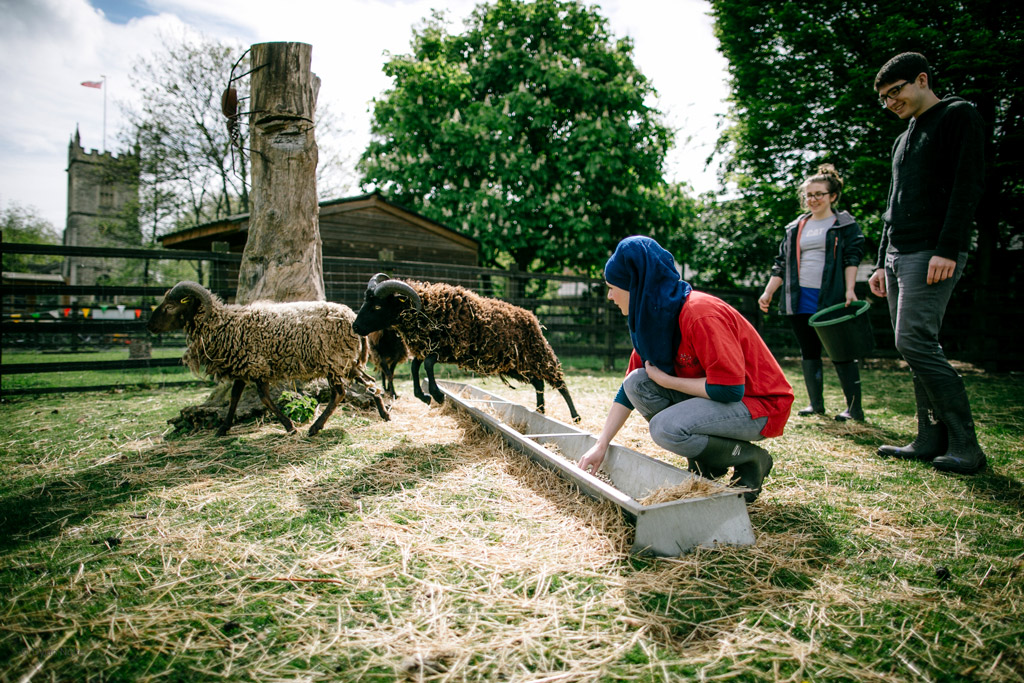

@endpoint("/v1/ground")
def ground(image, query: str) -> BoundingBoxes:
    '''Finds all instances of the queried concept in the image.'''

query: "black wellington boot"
[878,374,947,461]
[687,459,728,480]
[929,380,987,475]
[797,359,826,416]
[690,436,774,503]
[833,360,864,422]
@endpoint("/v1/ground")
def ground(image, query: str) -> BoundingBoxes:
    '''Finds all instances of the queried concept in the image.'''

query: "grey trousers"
[622,369,768,458]
[883,249,967,390]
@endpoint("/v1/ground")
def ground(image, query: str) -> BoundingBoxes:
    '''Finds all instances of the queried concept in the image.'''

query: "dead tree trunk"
[237,41,324,304]
[172,42,339,433]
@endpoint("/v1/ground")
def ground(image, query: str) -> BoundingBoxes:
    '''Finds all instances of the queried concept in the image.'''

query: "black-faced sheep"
[351,273,580,423]
[365,328,412,398]
[147,281,389,436]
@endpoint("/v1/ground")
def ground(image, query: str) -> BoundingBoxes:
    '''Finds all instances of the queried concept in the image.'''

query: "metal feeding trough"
[437,381,755,556]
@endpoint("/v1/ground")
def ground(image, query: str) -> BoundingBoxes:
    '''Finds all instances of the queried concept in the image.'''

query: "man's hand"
[869,268,887,298]
[927,255,956,285]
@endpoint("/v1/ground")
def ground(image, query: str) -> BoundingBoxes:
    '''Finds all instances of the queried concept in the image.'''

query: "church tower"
[62,127,140,289]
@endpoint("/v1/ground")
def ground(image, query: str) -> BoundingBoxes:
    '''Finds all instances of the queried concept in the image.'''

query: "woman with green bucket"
[759,164,868,421]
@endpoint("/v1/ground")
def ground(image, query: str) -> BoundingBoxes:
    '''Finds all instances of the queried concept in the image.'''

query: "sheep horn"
[368,273,391,291]
[166,281,213,314]
[373,279,423,312]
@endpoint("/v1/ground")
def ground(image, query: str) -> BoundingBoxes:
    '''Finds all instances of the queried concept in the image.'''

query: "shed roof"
[157,191,477,252]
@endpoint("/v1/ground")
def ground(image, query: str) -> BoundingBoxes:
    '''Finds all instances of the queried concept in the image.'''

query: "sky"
[0,0,731,233]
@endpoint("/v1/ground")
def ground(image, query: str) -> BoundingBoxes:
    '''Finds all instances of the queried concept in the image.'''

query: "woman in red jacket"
[578,236,794,503]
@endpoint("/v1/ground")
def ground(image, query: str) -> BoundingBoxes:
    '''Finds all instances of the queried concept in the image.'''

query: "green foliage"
[359,0,698,273]
[707,0,1024,286]
[279,390,319,424]
[0,202,61,274]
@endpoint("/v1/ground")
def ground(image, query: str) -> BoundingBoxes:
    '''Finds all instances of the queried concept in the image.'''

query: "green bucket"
[808,300,874,362]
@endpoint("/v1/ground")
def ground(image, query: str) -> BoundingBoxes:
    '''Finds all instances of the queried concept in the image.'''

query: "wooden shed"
[158,191,479,266]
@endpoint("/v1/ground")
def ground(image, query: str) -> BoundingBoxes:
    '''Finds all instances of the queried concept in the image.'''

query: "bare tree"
[121,31,248,234]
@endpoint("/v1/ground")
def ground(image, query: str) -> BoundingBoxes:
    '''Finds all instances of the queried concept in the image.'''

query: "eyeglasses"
[804,192,830,200]
[878,80,912,107]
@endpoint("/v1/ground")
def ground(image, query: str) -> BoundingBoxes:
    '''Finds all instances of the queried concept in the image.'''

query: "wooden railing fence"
[2,243,908,396]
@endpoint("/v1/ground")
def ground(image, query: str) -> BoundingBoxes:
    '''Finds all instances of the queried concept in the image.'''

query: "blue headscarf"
[604,236,692,374]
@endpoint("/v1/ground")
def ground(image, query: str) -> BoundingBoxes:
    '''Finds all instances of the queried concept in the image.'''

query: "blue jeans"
[883,250,967,388]
[622,369,768,457]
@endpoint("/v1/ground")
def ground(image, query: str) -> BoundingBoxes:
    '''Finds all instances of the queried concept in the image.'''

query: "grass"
[0,358,1022,681]
[1,347,196,392]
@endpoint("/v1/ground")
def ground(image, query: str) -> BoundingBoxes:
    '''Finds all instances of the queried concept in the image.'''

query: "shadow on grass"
[944,468,1024,511]
[300,442,463,510]
[0,427,336,553]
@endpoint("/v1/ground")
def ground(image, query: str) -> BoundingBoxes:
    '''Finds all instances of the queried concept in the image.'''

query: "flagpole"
[101,74,107,152]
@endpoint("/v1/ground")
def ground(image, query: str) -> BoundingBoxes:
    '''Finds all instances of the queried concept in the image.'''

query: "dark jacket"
[876,96,985,267]
[771,210,865,316]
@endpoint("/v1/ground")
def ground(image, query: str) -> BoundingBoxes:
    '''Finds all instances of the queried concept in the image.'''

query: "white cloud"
[0,0,729,231]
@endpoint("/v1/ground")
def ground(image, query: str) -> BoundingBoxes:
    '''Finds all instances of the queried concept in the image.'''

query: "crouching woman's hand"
[578,442,608,475]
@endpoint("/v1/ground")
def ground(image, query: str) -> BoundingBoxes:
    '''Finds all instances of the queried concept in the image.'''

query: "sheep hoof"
[215,426,230,437]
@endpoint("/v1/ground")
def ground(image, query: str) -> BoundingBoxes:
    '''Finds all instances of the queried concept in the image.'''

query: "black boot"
[929,380,987,475]
[797,359,825,416]
[878,374,947,461]
[690,436,774,503]
[687,459,728,480]
[833,360,864,422]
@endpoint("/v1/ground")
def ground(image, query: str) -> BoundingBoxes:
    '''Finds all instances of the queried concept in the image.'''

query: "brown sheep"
[147,281,389,436]
[351,274,580,422]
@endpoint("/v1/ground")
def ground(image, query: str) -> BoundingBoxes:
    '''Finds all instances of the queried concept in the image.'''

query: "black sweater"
[876,96,985,267]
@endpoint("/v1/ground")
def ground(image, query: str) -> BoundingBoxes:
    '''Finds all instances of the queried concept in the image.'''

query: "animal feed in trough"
[438,381,755,556]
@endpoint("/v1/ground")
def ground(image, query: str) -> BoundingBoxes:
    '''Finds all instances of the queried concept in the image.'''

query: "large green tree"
[359,0,694,273]
[706,0,1022,296]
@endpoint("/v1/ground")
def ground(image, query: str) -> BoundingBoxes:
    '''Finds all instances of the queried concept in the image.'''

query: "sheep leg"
[531,378,547,414]
[424,355,445,404]
[556,383,582,424]
[384,361,398,398]
[359,376,391,422]
[308,385,342,437]
[254,379,296,434]
[410,358,431,405]
[217,379,246,436]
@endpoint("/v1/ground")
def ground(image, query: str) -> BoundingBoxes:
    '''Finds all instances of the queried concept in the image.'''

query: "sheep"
[351,273,580,423]
[147,281,389,437]
[365,328,412,398]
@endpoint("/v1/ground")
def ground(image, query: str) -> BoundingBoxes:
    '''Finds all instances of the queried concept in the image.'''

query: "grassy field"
[1,359,1022,682]
[1,348,196,392]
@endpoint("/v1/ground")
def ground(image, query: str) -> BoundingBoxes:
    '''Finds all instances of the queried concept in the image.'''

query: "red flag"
[81,80,103,89]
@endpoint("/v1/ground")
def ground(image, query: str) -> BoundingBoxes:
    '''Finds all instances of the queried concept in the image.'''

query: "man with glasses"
[868,52,987,474]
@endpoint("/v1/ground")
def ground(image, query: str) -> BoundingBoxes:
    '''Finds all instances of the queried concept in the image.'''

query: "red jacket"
[627,291,793,437]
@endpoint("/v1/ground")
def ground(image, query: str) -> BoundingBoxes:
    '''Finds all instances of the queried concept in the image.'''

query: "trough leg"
[308,385,343,437]
[254,379,296,434]
[424,355,445,404]
[217,379,246,436]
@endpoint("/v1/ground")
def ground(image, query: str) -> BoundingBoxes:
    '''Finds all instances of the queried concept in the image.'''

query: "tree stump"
[236,41,324,305]
[172,42,331,433]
